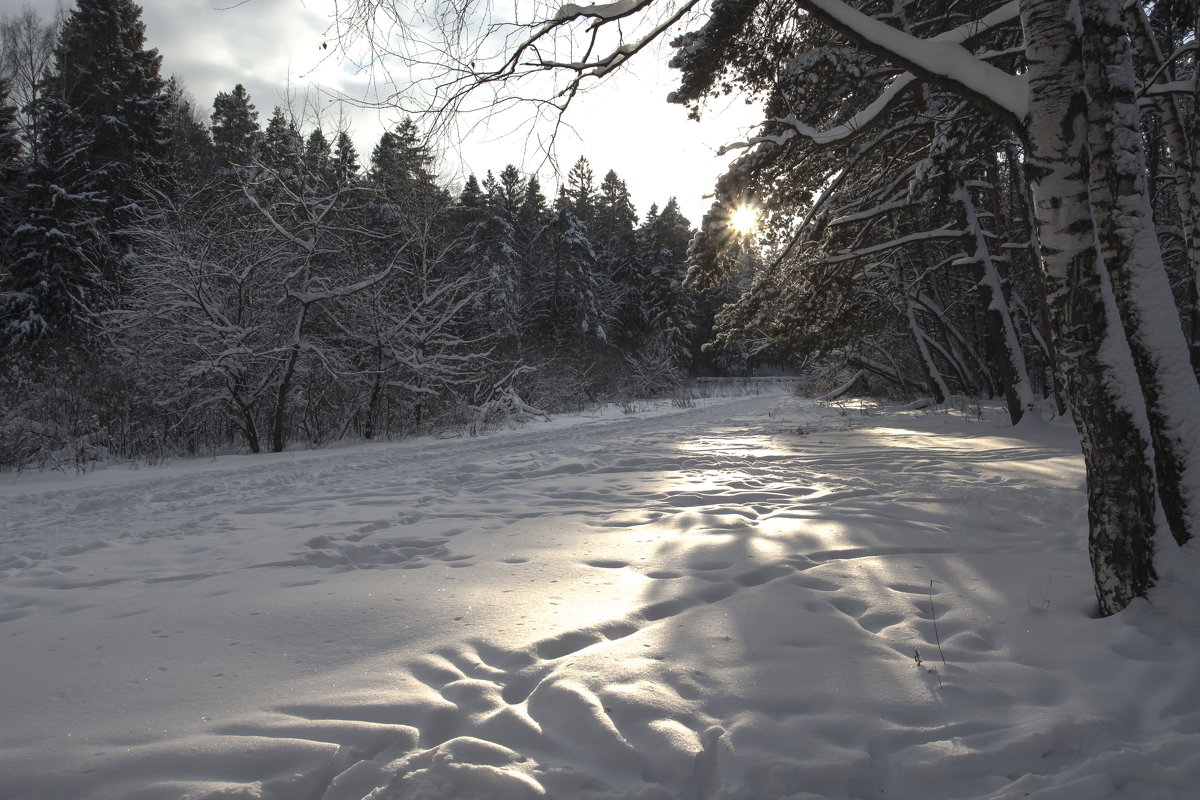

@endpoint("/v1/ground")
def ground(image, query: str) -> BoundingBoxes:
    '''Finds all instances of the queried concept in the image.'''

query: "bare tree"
[0,4,60,159]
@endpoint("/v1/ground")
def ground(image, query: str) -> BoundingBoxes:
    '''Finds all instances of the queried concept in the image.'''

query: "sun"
[729,205,759,235]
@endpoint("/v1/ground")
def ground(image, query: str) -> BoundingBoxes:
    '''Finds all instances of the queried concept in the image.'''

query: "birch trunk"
[1127,7,1200,374]
[1020,0,1158,614]
[1080,0,1200,548]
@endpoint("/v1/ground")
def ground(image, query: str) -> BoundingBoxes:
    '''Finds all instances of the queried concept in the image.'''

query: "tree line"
[0,0,724,468]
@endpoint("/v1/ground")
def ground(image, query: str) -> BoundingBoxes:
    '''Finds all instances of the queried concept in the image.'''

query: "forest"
[4,3,1200,797]
[1,0,1198,612]
[0,1,724,469]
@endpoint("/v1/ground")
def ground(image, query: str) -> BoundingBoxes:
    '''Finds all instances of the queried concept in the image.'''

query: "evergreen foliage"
[210,84,258,165]
[0,0,167,344]
[0,2,712,468]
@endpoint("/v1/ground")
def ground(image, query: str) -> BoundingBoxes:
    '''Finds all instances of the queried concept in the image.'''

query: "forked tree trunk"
[905,293,949,403]
[1080,0,1200,549]
[271,342,301,453]
[1020,0,1160,614]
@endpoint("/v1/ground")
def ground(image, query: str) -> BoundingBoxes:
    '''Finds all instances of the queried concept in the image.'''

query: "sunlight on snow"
[674,434,788,458]
[868,428,1083,488]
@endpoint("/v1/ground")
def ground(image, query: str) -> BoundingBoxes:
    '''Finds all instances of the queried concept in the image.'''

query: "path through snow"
[2,393,1199,799]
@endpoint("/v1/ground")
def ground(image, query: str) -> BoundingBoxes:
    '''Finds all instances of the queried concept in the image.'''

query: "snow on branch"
[530,0,702,80]
[1146,79,1197,97]
[554,0,654,23]
[823,225,962,263]
[796,0,1027,127]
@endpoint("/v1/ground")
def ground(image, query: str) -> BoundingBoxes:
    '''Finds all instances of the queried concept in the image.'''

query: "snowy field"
[2,391,1199,800]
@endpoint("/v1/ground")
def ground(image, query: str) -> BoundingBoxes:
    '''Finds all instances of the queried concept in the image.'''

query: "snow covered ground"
[2,391,1199,800]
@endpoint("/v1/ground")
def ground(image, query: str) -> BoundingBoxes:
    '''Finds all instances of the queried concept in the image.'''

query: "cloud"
[140,0,334,110]
[2,0,759,221]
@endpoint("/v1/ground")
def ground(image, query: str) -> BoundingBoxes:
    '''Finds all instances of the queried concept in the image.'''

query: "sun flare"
[729,205,759,235]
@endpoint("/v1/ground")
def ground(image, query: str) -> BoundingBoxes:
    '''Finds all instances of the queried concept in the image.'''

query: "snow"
[2,390,1199,799]
[800,0,1029,123]
[555,0,650,22]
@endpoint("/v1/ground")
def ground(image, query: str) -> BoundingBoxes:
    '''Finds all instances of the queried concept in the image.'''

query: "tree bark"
[956,183,1033,424]
[1127,7,1200,375]
[1080,0,1200,548]
[271,305,309,454]
[1020,0,1159,614]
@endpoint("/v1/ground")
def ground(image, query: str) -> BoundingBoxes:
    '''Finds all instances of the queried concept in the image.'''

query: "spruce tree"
[564,156,595,220]
[370,118,441,208]
[331,130,360,187]
[495,164,526,222]
[211,84,259,166]
[260,107,303,172]
[458,174,484,208]
[162,77,213,183]
[0,81,22,294]
[303,128,331,179]
[543,187,604,344]
[1,0,168,344]
[638,197,695,366]
[592,169,639,343]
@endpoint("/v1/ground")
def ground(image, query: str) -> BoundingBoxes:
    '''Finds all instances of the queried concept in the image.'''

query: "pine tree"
[211,84,259,166]
[331,130,359,187]
[260,107,303,172]
[638,197,695,366]
[564,156,595,220]
[1,0,167,344]
[370,118,441,208]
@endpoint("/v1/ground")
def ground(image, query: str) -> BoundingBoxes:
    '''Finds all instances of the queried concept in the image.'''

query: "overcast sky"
[0,0,761,224]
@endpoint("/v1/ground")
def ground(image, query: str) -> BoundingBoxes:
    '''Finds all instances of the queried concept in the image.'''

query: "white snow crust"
[2,391,1199,799]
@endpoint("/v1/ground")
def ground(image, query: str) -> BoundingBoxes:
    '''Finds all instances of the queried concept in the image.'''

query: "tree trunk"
[271,341,301,454]
[1007,142,1068,414]
[1020,0,1160,614]
[226,374,261,454]
[1080,0,1200,548]
[1127,6,1200,375]
[956,184,1034,424]
[905,293,949,403]
[363,343,384,440]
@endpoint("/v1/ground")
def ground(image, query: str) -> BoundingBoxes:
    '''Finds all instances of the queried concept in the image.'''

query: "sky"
[0,0,762,224]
